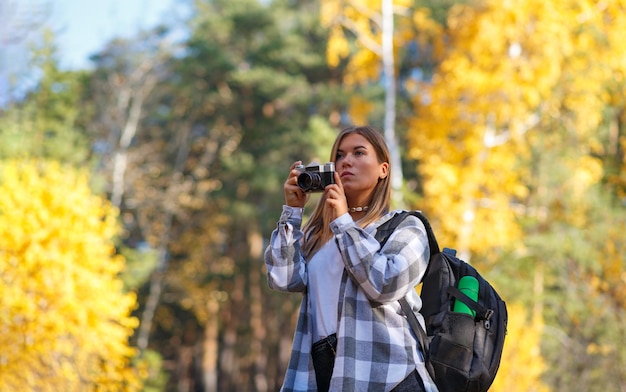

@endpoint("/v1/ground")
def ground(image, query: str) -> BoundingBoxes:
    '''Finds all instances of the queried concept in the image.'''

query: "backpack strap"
[375,211,439,380]
[447,285,494,323]
[399,297,433,370]
[375,211,440,255]
[375,211,440,282]
[412,211,440,256]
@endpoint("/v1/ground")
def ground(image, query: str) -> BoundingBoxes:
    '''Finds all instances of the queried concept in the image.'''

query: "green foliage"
[134,350,169,392]
[0,29,89,164]
[119,245,159,291]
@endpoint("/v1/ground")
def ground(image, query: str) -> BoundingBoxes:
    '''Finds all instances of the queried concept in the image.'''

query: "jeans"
[391,369,426,392]
[311,334,337,392]
[312,334,425,392]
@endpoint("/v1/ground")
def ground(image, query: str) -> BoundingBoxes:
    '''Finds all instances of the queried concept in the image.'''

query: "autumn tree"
[408,0,626,389]
[0,160,140,391]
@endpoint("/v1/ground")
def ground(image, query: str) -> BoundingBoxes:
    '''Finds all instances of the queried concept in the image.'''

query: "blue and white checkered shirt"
[264,206,438,392]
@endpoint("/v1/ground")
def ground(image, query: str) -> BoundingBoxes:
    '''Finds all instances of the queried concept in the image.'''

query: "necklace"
[349,206,369,213]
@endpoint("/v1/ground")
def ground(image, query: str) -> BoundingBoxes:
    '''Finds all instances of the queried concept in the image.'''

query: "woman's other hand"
[324,172,348,220]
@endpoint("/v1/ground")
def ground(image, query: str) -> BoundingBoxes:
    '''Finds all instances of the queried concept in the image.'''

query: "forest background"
[1,0,625,391]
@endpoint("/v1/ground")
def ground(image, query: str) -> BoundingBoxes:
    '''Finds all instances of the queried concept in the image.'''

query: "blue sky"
[50,0,184,70]
[0,0,188,105]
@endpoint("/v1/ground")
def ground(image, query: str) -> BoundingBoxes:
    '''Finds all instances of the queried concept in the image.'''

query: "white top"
[308,239,344,342]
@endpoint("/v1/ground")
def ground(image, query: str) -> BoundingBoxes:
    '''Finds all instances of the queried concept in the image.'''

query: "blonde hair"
[302,125,392,257]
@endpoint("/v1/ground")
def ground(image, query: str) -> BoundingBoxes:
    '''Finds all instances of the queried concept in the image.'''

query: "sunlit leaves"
[0,160,140,391]
[320,0,441,88]
[490,303,549,392]
[404,0,626,388]
[407,0,626,256]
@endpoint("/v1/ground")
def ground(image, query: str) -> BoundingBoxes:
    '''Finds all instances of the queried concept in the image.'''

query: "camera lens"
[297,172,321,191]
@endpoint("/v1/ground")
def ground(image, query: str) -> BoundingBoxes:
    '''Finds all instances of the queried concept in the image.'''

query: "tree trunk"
[220,273,244,390]
[176,345,194,392]
[248,226,268,391]
[137,125,192,354]
[382,0,404,208]
[111,88,145,208]
[108,62,158,209]
[203,298,220,392]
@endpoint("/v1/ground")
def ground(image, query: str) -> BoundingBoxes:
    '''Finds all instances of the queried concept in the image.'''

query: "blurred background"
[0,0,624,391]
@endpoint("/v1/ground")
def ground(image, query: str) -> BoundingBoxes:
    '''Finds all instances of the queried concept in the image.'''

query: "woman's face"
[335,133,389,201]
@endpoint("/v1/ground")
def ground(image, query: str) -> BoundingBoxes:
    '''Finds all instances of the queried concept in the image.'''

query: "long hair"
[302,125,392,257]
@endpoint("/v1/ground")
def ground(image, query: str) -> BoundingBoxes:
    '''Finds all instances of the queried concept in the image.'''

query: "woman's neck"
[346,200,368,221]
[346,195,370,211]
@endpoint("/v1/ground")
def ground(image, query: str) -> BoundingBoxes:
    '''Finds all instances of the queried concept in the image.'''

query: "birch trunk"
[382,0,405,207]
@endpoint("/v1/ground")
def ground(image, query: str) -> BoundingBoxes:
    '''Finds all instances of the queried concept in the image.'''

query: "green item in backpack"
[454,276,479,317]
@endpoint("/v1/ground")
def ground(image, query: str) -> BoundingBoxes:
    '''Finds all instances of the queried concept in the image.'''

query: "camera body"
[296,162,336,192]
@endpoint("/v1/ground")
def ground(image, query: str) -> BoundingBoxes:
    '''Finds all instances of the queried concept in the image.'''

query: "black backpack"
[375,211,507,392]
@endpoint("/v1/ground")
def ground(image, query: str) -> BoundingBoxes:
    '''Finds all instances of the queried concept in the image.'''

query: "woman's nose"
[340,154,353,167]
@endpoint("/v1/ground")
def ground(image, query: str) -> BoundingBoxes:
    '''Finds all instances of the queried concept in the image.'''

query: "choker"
[349,206,368,213]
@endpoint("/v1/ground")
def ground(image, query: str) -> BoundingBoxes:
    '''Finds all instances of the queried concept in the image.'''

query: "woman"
[264,126,437,392]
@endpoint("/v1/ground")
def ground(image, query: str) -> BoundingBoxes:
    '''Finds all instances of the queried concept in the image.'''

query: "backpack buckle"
[483,309,494,330]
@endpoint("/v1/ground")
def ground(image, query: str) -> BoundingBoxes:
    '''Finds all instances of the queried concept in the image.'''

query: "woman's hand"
[324,172,348,220]
[284,161,310,208]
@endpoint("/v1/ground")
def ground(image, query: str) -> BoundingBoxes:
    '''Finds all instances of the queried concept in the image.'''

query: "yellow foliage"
[592,225,626,308]
[0,160,140,391]
[407,0,626,255]
[411,8,443,42]
[327,26,351,68]
[564,156,603,201]
[348,95,376,125]
[491,303,550,392]
[345,50,381,87]
[320,0,442,107]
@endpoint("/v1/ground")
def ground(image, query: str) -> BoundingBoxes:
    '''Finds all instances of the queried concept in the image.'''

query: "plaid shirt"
[264,206,438,392]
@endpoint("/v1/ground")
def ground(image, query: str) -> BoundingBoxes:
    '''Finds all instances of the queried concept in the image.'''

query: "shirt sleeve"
[330,212,430,303]
[263,205,308,292]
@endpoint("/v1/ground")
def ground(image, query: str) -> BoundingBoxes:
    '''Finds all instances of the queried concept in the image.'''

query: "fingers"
[290,160,302,171]
[284,161,308,207]
[325,172,345,208]
[287,161,303,183]
[333,172,343,192]
[324,183,348,219]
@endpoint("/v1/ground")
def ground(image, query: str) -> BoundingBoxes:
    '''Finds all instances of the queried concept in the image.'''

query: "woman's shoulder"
[380,209,418,221]
[374,209,426,230]
[370,210,428,249]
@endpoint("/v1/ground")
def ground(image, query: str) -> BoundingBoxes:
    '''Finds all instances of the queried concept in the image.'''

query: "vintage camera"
[295,162,336,192]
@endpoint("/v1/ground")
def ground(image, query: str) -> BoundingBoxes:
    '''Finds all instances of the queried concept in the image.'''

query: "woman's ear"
[379,162,389,179]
